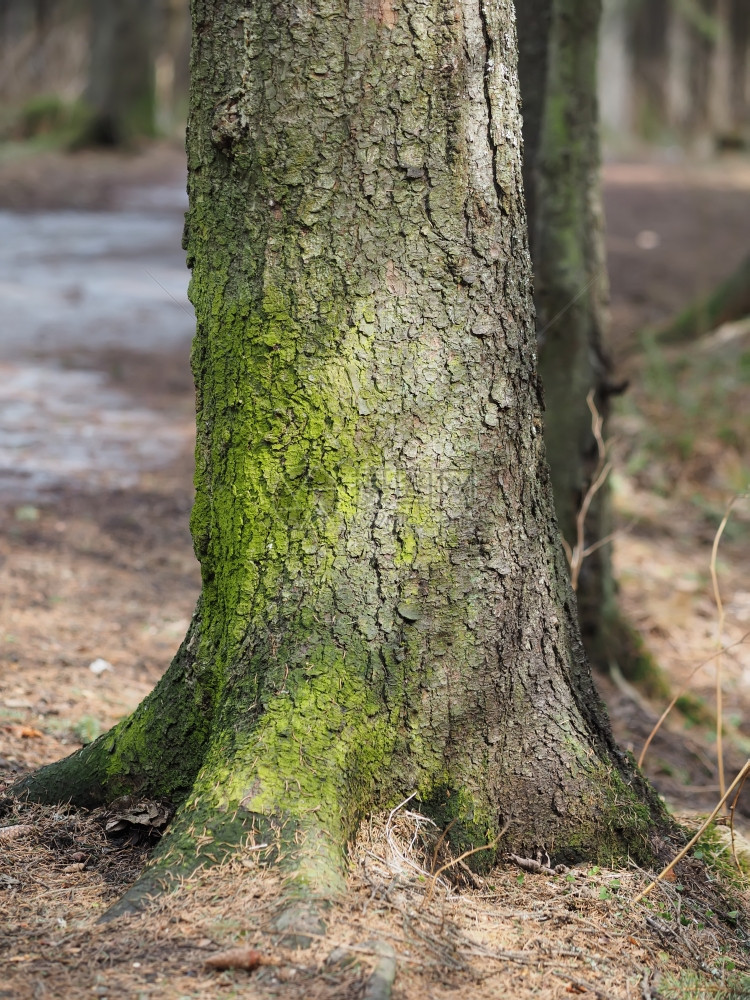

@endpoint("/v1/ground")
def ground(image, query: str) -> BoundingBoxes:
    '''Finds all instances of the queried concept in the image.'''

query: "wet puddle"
[0,192,195,499]
[0,361,193,497]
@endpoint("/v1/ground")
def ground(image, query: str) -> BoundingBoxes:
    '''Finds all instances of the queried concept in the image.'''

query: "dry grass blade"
[709,493,748,804]
[421,823,509,908]
[564,390,613,592]
[429,817,456,875]
[633,759,750,903]
[637,631,750,768]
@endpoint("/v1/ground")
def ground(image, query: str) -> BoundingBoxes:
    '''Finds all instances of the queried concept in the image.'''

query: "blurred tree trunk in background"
[154,0,190,137]
[598,0,750,150]
[0,0,190,142]
[82,0,156,145]
[729,0,750,138]
[0,0,87,107]
[628,0,670,141]
[517,0,648,681]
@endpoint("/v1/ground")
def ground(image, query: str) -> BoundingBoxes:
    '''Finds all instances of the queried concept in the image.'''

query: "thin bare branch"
[633,760,750,904]
[637,631,750,769]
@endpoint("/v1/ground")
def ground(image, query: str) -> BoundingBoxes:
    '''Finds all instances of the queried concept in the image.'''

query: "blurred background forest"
[1,0,749,824]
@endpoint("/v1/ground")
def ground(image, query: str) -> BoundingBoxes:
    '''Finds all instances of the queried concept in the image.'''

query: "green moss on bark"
[11,613,215,807]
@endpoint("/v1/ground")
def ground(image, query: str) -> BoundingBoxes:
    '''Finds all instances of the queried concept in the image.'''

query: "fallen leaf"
[204,948,272,971]
[102,796,173,842]
[19,726,44,739]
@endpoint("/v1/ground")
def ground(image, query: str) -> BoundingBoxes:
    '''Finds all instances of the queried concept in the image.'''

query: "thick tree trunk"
[81,0,156,146]
[13,0,666,906]
[516,0,642,677]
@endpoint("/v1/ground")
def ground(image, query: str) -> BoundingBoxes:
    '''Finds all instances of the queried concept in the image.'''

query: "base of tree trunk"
[9,624,673,921]
[10,611,215,809]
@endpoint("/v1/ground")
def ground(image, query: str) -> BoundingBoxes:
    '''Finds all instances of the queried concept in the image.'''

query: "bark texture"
[13,0,665,899]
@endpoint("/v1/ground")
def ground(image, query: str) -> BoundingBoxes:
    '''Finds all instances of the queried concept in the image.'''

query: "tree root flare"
[362,941,398,1000]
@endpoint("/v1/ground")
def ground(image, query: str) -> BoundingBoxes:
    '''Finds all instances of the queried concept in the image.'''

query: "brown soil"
[1,795,748,1000]
[1,145,749,998]
[604,156,750,350]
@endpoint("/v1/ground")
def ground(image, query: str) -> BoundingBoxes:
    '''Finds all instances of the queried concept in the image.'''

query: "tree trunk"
[81,0,156,146]
[154,0,191,137]
[628,0,671,141]
[517,0,649,680]
[12,0,666,909]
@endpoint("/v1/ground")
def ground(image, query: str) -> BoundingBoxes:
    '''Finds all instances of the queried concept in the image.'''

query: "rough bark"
[80,0,156,146]
[516,0,646,678]
[12,0,667,907]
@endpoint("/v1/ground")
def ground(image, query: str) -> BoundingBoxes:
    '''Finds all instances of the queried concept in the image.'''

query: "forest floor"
[0,142,749,999]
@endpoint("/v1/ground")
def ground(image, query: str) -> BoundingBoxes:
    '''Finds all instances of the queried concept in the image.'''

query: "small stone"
[89,658,113,675]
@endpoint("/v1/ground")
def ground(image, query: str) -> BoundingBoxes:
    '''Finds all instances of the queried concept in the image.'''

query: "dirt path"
[604,155,750,351]
[0,144,200,778]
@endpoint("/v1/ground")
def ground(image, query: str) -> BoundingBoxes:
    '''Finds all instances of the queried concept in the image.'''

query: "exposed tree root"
[362,941,398,1000]
[8,609,215,809]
